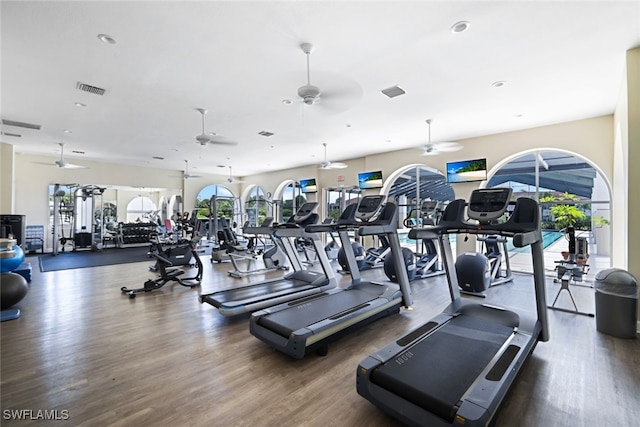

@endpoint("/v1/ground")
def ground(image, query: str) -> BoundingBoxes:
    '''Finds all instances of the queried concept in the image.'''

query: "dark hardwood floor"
[1,250,638,426]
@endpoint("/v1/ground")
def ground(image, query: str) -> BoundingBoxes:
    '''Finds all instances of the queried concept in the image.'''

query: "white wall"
[5,114,617,254]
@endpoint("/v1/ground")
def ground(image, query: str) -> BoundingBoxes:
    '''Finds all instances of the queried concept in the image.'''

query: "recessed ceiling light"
[450,21,470,34]
[97,34,117,44]
[282,99,292,105]
[63,129,72,133]
[491,81,507,88]
[74,102,87,107]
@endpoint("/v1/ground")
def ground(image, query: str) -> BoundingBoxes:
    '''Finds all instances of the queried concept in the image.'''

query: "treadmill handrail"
[409,197,541,244]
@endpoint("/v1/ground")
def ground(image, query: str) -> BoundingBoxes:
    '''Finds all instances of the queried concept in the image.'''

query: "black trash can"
[594,268,638,339]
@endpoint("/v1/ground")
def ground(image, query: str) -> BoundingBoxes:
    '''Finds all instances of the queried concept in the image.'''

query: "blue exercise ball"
[1,272,29,310]
[1,244,25,273]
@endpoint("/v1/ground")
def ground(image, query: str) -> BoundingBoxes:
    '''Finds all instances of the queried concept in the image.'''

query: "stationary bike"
[121,237,203,299]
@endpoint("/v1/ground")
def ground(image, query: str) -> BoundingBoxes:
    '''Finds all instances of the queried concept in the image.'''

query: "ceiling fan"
[320,142,347,170]
[227,166,245,183]
[421,119,463,156]
[182,160,201,180]
[295,43,362,113]
[54,142,86,168]
[195,108,239,147]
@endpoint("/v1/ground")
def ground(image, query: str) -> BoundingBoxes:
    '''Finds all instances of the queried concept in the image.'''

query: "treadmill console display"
[293,202,319,223]
[356,195,386,222]
[467,188,512,223]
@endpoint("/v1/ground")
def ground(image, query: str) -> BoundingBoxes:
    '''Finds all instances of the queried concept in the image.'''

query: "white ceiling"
[2,1,639,177]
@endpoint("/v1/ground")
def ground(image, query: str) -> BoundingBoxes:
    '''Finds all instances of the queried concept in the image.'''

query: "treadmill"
[249,195,413,359]
[356,188,550,426]
[199,202,338,317]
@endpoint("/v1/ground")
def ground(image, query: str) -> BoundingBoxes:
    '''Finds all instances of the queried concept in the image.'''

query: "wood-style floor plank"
[1,252,638,426]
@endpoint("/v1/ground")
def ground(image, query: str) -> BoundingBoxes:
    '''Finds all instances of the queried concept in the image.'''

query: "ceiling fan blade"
[55,159,86,168]
[434,142,463,152]
[208,135,239,146]
[315,79,363,114]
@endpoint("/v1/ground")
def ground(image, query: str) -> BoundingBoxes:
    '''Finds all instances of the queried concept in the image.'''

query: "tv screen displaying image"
[358,170,383,189]
[446,158,487,183]
[300,178,317,193]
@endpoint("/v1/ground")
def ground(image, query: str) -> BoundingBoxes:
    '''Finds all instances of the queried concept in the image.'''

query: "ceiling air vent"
[381,85,406,98]
[76,82,107,96]
[258,131,274,137]
[1,132,22,138]
[1,119,42,130]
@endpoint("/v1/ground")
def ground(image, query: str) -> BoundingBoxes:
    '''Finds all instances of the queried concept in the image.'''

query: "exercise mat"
[39,246,151,272]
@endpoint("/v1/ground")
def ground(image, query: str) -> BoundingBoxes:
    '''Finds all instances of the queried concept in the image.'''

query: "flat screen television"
[446,158,487,183]
[299,178,317,193]
[358,170,383,189]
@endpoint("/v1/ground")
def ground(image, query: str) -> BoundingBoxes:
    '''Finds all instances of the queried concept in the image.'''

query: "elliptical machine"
[384,200,444,283]
[336,235,389,274]
[121,236,203,298]
[227,218,289,278]
[456,203,514,297]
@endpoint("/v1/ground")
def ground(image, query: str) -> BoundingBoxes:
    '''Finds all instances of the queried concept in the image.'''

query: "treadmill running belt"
[257,289,383,337]
[206,279,319,307]
[369,315,514,423]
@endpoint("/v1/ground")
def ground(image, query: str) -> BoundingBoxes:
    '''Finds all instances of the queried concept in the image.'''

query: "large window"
[126,196,157,223]
[245,186,270,226]
[195,184,236,220]
[487,149,611,263]
[276,181,306,222]
[385,165,455,229]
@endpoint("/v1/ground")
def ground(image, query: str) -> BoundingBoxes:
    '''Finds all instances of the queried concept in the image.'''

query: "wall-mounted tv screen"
[299,178,317,193]
[446,158,488,183]
[358,170,383,189]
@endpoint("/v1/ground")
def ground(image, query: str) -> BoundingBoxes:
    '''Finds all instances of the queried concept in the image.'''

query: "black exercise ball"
[337,242,366,272]
[1,272,29,310]
[384,247,416,283]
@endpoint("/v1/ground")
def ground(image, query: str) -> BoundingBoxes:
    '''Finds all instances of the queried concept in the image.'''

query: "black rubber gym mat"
[369,314,514,423]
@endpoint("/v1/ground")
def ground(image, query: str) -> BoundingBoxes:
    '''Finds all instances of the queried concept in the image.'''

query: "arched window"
[274,180,306,223]
[384,164,454,228]
[244,185,270,226]
[195,184,236,220]
[487,149,611,266]
[126,196,157,223]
